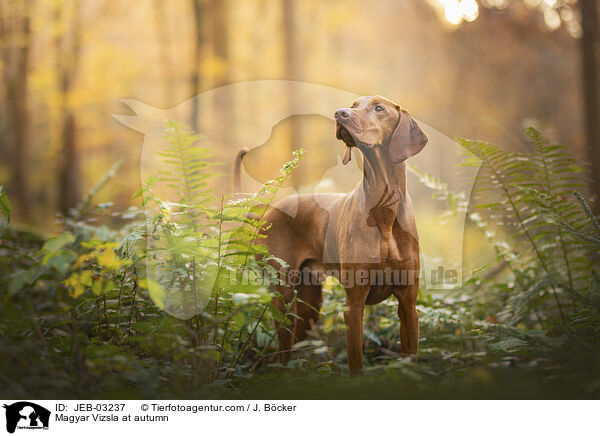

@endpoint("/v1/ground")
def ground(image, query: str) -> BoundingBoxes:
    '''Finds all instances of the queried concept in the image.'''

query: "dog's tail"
[232,147,248,192]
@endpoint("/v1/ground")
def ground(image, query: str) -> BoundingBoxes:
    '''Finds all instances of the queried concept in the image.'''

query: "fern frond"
[573,191,600,235]
[407,163,468,215]
[457,129,594,324]
[0,186,11,224]
[117,223,146,259]
[159,120,218,221]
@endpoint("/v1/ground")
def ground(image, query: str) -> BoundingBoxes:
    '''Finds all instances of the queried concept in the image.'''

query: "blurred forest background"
[1,0,598,227]
[2,0,600,399]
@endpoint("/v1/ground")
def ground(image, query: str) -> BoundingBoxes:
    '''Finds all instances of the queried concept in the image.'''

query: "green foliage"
[0,185,11,224]
[1,124,599,399]
[124,121,306,381]
[407,164,468,218]
[458,129,593,326]
[453,129,600,390]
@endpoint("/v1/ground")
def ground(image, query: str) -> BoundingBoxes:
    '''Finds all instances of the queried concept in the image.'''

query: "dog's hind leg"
[272,281,322,363]
[272,284,296,364]
[294,283,323,342]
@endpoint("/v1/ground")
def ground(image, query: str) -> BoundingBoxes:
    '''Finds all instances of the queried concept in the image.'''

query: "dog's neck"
[356,145,407,209]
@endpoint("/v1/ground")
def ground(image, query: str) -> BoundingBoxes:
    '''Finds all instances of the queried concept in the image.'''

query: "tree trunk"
[211,0,233,146]
[282,0,303,186]
[56,1,82,216]
[153,0,175,108]
[190,0,205,132]
[0,0,33,222]
[58,112,79,215]
[580,0,600,206]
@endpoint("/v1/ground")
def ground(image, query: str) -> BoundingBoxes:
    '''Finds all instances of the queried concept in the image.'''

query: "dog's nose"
[335,109,351,120]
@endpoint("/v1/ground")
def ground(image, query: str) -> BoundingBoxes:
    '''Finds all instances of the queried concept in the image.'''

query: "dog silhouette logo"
[115,80,481,319]
[3,402,50,434]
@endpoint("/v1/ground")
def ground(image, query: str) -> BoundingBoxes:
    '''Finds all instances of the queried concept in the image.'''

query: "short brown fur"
[235,96,428,375]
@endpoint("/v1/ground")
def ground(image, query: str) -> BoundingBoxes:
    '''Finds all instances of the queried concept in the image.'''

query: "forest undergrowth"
[1,123,599,399]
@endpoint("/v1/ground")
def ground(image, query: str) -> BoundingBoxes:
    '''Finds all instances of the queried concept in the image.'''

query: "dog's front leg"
[394,281,420,356]
[343,283,369,376]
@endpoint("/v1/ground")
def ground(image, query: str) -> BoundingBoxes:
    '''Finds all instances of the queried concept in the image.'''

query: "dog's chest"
[337,201,417,266]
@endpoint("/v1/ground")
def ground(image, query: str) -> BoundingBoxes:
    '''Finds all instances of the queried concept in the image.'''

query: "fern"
[453,129,600,381]
[407,163,468,217]
[116,223,146,259]
[0,186,11,224]
[457,129,593,325]
[524,128,590,293]
[156,120,218,226]
[556,193,600,318]
[129,120,304,380]
[136,121,221,318]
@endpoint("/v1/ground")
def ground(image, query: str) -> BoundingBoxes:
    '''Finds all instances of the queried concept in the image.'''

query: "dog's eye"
[375,105,384,112]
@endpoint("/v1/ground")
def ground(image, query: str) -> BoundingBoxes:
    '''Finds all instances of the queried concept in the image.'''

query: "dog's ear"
[389,108,428,163]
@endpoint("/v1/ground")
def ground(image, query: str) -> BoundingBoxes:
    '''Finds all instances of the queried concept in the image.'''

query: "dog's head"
[334,95,428,165]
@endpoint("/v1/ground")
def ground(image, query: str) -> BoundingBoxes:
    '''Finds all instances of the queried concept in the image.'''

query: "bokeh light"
[428,0,582,36]
[544,9,561,30]
[429,0,480,26]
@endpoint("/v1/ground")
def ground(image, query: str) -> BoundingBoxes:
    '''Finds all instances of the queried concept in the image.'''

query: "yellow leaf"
[139,278,165,310]
[72,253,91,270]
[97,248,126,270]
[64,270,92,298]
[69,283,85,299]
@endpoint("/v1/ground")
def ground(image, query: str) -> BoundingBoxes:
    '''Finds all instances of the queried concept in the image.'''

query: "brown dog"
[234,96,428,375]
